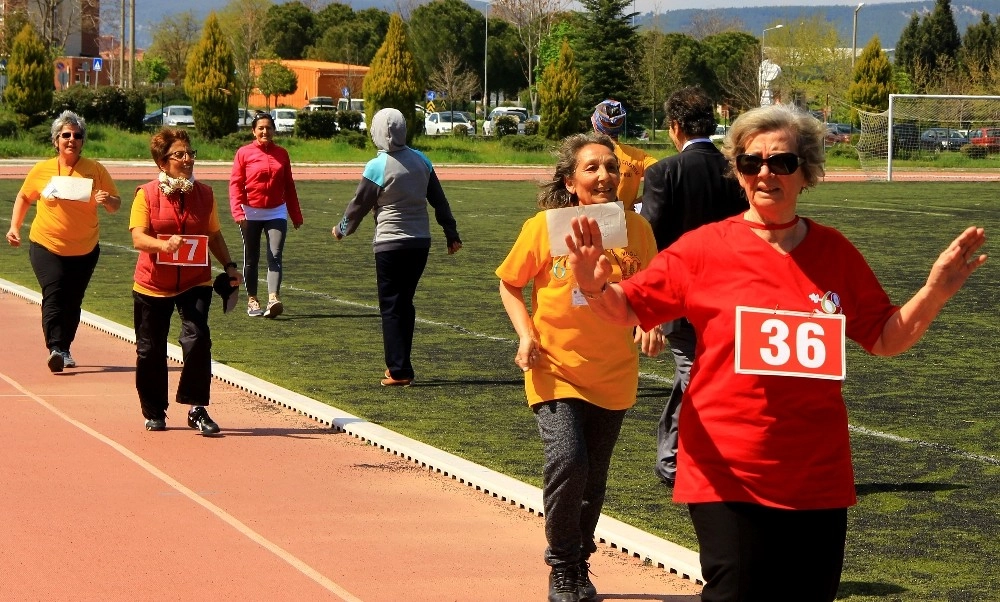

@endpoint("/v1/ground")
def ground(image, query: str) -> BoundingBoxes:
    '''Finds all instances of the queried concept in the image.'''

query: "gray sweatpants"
[534,399,627,568]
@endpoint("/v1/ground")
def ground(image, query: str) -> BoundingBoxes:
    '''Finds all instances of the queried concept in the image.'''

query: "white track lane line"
[0,371,364,602]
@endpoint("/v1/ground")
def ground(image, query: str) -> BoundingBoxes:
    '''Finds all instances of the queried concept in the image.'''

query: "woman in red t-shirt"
[565,104,987,601]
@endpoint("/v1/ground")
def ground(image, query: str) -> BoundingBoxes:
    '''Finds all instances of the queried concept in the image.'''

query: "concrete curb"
[0,277,704,585]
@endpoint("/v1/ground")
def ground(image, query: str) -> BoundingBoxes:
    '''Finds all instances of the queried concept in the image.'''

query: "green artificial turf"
[1,179,998,600]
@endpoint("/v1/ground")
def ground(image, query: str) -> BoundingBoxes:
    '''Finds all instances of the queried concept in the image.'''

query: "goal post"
[856,94,1000,181]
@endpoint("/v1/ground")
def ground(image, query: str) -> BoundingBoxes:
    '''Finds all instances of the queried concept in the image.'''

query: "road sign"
[1,59,7,70]
[342,87,350,97]
[92,58,103,72]
[427,91,436,101]
[426,101,435,113]
[55,61,63,71]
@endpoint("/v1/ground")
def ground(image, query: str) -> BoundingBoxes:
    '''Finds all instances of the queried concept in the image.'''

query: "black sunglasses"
[60,132,85,140]
[735,152,803,176]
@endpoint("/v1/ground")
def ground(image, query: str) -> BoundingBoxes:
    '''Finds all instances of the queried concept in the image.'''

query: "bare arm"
[499,281,540,372]
[565,216,641,327]
[131,226,181,254]
[872,226,987,356]
[5,192,34,247]
[95,190,121,214]
[208,230,243,286]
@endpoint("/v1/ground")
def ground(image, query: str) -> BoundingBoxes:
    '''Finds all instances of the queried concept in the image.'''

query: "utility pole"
[129,0,135,88]
[119,0,125,87]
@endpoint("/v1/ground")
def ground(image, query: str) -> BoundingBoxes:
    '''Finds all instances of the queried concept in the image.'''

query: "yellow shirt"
[614,142,658,211]
[129,187,222,297]
[20,157,119,256]
[496,209,657,410]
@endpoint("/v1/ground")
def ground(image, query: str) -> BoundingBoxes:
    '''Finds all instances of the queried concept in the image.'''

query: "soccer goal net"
[856,94,1000,181]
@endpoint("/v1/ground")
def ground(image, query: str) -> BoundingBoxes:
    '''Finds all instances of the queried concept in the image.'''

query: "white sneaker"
[247,296,264,317]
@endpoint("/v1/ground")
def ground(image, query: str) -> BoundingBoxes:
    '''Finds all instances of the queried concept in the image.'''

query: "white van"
[483,107,528,136]
[270,108,297,133]
[337,98,366,131]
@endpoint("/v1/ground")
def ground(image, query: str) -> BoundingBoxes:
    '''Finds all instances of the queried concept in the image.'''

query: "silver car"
[163,105,195,128]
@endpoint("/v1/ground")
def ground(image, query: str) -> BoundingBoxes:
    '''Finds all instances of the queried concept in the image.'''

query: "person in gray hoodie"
[332,108,463,386]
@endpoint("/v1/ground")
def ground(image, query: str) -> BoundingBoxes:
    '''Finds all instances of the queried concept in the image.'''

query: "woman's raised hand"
[566,216,611,293]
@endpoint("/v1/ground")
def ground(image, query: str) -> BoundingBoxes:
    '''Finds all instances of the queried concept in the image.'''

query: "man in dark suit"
[640,86,748,486]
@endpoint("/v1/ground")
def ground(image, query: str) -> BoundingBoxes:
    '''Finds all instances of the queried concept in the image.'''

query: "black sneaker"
[47,348,64,373]
[578,559,598,602]
[187,406,220,435]
[548,565,579,602]
[145,418,166,431]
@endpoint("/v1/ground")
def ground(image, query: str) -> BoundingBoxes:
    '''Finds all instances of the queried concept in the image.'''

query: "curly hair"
[537,133,618,209]
[722,104,826,188]
[150,128,192,168]
[664,87,716,138]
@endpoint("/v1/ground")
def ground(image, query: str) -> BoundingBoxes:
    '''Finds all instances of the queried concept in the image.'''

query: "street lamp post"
[483,1,489,114]
[760,24,784,106]
[852,3,865,70]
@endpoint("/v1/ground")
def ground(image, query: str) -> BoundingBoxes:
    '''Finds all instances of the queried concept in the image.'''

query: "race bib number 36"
[155,234,209,267]
[735,306,846,380]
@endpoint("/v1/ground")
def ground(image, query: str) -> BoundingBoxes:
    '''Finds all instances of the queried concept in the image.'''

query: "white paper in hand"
[546,203,628,257]
[43,176,94,202]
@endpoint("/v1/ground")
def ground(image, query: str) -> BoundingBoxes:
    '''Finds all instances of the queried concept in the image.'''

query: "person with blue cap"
[591,99,658,211]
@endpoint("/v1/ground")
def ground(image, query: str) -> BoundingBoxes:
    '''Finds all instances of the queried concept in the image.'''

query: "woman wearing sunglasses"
[128,128,242,435]
[5,111,121,373]
[565,104,987,601]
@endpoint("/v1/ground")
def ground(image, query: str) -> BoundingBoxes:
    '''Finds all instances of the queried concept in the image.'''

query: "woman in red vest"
[128,128,242,435]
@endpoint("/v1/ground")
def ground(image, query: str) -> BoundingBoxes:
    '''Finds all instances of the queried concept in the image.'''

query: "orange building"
[247,60,369,109]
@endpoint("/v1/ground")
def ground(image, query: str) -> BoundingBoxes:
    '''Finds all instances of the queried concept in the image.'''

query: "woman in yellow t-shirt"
[496,133,661,602]
[5,111,121,373]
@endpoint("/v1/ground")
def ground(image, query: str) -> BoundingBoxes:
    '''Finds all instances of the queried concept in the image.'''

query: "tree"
[702,31,760,112]
[575,0,637,108]
[185,14,239,139]
[427,51,480,114]
[628,29,671,137]
[921,0,962,74]
[538,39,581,139]
[485,18,529,106]
[363,13,423,144]
[219,0,273,114]
[264,1,316,59]
[256,61,298,110]
[687,11,744,41]
[0,8,29,57]
[894,13,922,78]
[848,36,895,126]
[3,24,52,125]
[135,56,169,86]
[409,0,484,94]
[962,12,997,88]
[147,11,201,84]
[307,7,390,67]
[766,15,847,111]
[492,0,568,114]
[24,0,98,54]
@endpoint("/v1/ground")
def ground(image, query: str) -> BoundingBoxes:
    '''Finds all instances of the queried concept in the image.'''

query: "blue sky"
[632,0,915,11]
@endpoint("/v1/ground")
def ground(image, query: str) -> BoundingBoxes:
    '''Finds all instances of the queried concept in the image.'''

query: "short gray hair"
[722,105,825,188]
[51,110,86,145]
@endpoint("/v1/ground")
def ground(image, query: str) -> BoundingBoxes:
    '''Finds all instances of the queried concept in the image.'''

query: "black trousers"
[374,247,428,381]
[29,242,100,353]
[689,502,847,602]
[133,286,213,420]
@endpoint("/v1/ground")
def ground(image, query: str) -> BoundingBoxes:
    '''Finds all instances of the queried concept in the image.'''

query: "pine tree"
[922,0,962,73]
[3,24,53,126]
[576,0,637,108]
[538,40,581,140]
[184,14,239,139]
[847,36,895,127]
[362,13,423,144]
[894,13,921,77]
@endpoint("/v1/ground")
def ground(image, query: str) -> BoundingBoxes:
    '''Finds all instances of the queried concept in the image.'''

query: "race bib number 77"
[155,234,209,267]
[735,306,846,380]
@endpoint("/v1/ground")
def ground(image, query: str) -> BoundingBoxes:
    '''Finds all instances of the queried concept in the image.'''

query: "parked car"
[143,109,163,129]
[710,124,729,142]
[424,111,473,136]
[303,96,336,113]
[270,108,297,133]
[968,127,1000,153]
[920,127,968,151]
[337,98,366,131]
[483,107,528,136]
[890,122,920,154]
[824,123,852,145]
[237,108,254,129]
[162,105,195,128]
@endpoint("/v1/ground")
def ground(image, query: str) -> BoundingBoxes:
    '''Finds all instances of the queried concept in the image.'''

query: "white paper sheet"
[546,203,628,257]
[42,176,94,202]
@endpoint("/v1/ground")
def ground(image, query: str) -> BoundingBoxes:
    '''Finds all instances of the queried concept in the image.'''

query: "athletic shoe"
[547,565,579,602]
[187,406,221,435]
[47,348,64,373]
[145,418,166,431]
[578,559,598,602]
[247,297,264,317]
[62,351,76,368]
[264,296,283,319]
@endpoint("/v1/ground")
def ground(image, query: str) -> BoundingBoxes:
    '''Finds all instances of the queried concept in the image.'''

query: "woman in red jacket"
[229,112,303,318]
[130,128,242,435]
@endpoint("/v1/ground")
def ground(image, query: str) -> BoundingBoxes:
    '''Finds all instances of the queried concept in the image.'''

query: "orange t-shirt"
[21,156,119,256]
